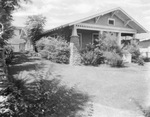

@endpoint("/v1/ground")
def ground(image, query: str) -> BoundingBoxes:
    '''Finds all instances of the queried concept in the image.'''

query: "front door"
[92,33,99,45]
[78,33,82,49]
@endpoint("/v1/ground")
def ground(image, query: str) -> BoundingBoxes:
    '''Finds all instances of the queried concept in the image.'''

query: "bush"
[137,58,144,66]
[37,37,70,64]
[143,57,150,62]
[80,36,124,67]
[4,45,14,64]
[80,44,104,66]
[103,51,124,67]
[0,70,91,117]
[123,41,141,63]
[39,50,49,59]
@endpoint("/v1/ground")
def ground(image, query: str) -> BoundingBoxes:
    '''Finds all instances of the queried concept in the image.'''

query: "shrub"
[39,50,49,59]
[123,41,141,63]
[100,37,119,52]
[143,57,150,62]
[103,51,124,67]
[4,45,14,64]
[137,57,144,66]
[80,36,124,67]
[36,37,70,64]
[0,70,91,117]
[80,44,104,66]
[36,37,50,51]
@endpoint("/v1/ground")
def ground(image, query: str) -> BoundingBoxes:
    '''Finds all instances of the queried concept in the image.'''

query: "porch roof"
[43,7,148,35]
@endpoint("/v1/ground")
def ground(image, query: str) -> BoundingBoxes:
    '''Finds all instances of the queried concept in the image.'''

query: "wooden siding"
[139,40,150,48]
[77,29,98,48]
[82,13,132,29]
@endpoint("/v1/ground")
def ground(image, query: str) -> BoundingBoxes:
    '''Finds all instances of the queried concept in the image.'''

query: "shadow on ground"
[8,52,41,76]
[10,52,40,65]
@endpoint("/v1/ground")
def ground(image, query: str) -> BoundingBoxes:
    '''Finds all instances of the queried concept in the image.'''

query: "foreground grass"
[8,53,150,117]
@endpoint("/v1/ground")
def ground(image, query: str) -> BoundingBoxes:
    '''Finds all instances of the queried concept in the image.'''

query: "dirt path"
[8,53,42,77]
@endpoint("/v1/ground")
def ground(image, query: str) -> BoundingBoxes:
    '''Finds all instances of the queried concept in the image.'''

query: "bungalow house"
[42,7,147,50]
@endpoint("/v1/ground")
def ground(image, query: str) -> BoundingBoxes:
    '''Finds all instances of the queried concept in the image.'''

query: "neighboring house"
[139,39,150,58]
[8,27,33,52]
[8,27,26,52]
[42,7,147,50]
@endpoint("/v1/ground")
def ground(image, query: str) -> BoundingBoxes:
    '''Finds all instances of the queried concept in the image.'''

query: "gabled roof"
[44,7,148,34]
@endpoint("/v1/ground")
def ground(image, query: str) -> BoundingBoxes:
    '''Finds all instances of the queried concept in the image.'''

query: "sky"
[12,0,150,38]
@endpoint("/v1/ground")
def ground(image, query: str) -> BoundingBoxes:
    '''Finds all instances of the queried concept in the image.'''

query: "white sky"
[12,0,150,34]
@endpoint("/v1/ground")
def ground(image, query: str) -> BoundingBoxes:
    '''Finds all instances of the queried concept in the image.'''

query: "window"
[108,18,115,25]
[92,33,99,45]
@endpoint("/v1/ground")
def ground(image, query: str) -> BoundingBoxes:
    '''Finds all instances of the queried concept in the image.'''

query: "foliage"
[37,37,70,64]
[143,57,150,62]
[25,15,46,52]
[98,37,120,52]
[103,51,124,67]
[137,57,144,66]
[80,35,124,67]
[80,44,104,66]
[4,45,14,64]
[0,0,30,42]
[123,40,141,63]
[0,69,91,117]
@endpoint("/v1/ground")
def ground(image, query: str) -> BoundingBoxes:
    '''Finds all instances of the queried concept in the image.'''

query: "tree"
[25,15,46,52]
[0,0,30,45]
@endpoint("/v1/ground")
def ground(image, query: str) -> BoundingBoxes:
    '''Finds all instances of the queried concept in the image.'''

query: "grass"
[8,53,150,117]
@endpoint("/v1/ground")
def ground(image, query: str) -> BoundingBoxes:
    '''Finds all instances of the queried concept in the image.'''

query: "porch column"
[117,32,121,46]
[133,33,136,39]
[99,30,103,39]
[70,25,79,49]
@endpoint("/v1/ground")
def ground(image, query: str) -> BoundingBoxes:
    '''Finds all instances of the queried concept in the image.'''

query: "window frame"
[108,18,115,26]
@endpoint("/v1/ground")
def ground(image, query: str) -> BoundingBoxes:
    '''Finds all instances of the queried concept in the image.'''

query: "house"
[42,7,147,50]
[8,27,33,52]
[139,39,150,58]
[8,27,26,52]
[139,39,150,48]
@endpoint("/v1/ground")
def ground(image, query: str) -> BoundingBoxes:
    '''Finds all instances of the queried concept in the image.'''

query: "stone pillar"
[70,25,79,49]
[69,25,81,66]
[69,43,81,66]
[117,32,121,46]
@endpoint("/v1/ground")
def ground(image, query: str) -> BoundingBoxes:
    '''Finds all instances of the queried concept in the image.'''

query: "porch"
[70,23,136,49]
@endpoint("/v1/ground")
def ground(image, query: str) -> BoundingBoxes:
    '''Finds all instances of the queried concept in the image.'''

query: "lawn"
[8,53,150,117]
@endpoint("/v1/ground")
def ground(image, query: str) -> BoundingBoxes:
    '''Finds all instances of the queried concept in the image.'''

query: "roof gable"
[81,12,132,29]
[43,7,148,34]
[69,7,147,33]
